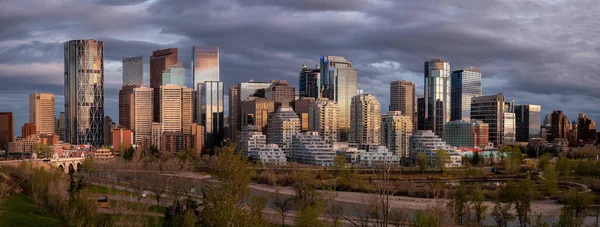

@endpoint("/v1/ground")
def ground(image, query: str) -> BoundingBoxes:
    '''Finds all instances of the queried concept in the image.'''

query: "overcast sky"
[1,0,599,135]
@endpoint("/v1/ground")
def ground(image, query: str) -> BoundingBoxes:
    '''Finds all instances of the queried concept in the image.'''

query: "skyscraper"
[0,112,14,151]
[514,104,541,142]
[299,65,320,98]
[417,97,426,130]
[451,68,482,121]
[320,56,358,142]
[265,80,295,108]
[550,110,570,141]
[56,112,65,141]
[240,97,275,132]
[103,116,113,146]
[119,85,141,130]
[150,48,178,122]
[198,81,224,147]
[503,112,516,143]
[577,113,597,142]
[350,94,381,146]
[160,85,192,133]
[292,97,316,132]
[161,62,185,86]
[308,98,339,143]
[470,93,505,145]
[122,56,143,86]
[381,111,413,158]
[389,80,416,131]
[64,39,104,146]
[133,86,153,144]
[424,59,450,137]
[267,106,301,157]
[229,81,273,139]
[192,46,219,88]
[29,93,55,135]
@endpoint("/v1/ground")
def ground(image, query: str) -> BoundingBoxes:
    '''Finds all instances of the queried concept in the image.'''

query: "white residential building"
[252,144,287,166]
[291,132,335,166]
[309,98,339,143]
[409,130,453,166]
[359,146,401,168]
[268,106,301,156]
[237,127,287,165]
[381,111,413,158]
[350,94,381,145]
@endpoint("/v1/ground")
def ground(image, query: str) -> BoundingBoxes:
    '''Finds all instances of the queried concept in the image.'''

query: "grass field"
[86,184,136,196]
[0,194,62,227]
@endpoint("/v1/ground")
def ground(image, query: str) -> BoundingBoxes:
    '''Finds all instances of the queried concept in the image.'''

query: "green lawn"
[0,194,62,227]
[86,184,136,196]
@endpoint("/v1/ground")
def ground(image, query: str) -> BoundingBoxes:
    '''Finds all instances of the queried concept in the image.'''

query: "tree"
[413,210,441,227]
[447,187,469,225]
[542,163,558,196]
[471,185,488,225]
[33,143,52,158]
[503,150,522,175]
[471,152,481,166]
[506,179,536,227]
[491,201,515,227]
[538,153,552,170]
[435,149,450,173]
[121,145,135,160]
[556,154,571,179]
[557,189,595,227]
[416,152,428,173]
[272,192,295,227]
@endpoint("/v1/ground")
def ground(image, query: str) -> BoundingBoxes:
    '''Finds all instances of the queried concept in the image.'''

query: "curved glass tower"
[64,39,104,146]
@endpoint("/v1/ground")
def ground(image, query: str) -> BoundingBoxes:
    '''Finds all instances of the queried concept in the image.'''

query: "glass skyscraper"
[192,46,219,87]
[320,56,357,142]
[451,68,482,121]
[64,39,104,146]
[161,62,185,86]
[424,59,450,137]
[198,81,224,147]
[122,56,143,86]
[299,65,320,98]
[515,104,541,142]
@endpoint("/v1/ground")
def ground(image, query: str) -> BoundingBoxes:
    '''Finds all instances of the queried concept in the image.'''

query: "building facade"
[265,80,295,108]
[409,130,450,165]
[192,46,219,88]
[64,39,104,146]
[122,56,143,86]
[240,97,275,132]
[150,48,178,122]
[424,59,451,137]
[268,106,301,157]
[389,80,416,132]
[550,110,570,141]
[29,93,55,135]
[320,56,358,142]
[292,97,316,132]
[381,111,413,158]
[503,112,516,143]
[22,123,36,139]
[113,128,133,152]
[450,68,482,121]
[160,85,192,133]
[161,62,185,86]
[577,113,597,142]
[133,86,153,144]
[443,120,489,148]
[229,81,273,140]
[471,93,505,145]
[0,112,14,151]
[299,65,320,98]
[118,84,141,130]
[290,132,335,166]
[515,104,541,142]
[161,131,194,153]
[350,94,381,145]
[308,98,339,143]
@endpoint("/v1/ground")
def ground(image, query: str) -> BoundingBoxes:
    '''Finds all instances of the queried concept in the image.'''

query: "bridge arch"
[68,163,75,174]
[76,162,82,172]
[58,164,65,173]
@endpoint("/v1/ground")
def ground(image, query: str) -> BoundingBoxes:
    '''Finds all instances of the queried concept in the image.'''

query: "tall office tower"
[0,112,14,151]
[29,93,55,135]
[133,86,153,144]
[56,112,65,141]
[191,124,205,155]
[192,46,219,87]
[424,59,451,137]
[151,123,162,151]
[64,40,104,146]
[470,93,506,145]
[122,56,143,86]
[515,104,541,142]
[230,81,273,139]
[162,62,185,86]
[389,80,416,132]
[265,80,295,108]
[103,116,113,146]
[198,81,224,147]
[577,113,597,142]
[150,48,178,122]
[443,120,489,148]
[450,68,482,121]
[319,56,358,142]
[241,97,275,133]
[299,65,320,98]
[291,132,335,166]
[118,85,141,130]
[503,113,516,143]
[417,97,426,130]
[268,106,301,156]
[550,110,570,141]
[308,98,339,143]
[160,85,192,133]
[181,87,193,135]
[292,97,316,132]
[22,123,36,139]
[380,111,413,158]
[350,94,381,145]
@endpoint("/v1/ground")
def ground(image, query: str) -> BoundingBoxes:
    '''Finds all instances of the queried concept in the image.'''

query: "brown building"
[228,85,239,140]
[192,123,205,155]
[113,128,133,152]
[103,116,115,146]
[292,97,316,131]
[241,97,275,133]
[150,48,178,122]
[577,113,597,142]
[29,93,55,135]
[161,131,194,153]
[550,110,570,141]
[265,80,295,108]
[0,112,15,151]
[389,81,416,132]
[118,85,141,130]
[22,123,36,139]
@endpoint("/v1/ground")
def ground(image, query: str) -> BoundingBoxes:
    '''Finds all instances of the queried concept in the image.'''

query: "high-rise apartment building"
[320,56,358,142]
[451,68,482,121]
[229,81,272,140]
[29,93,55,135]
[380,111,413,158]
[350,94,381,145]
[150,48,178,122]
[265,80,295,108]
[118,85,141,130]
[424,59,451,137]
[133,86,153,144]
[292,97,316,132]
[240,97,275,132]
[299,65,320,98]
[515,104,541,142]
[198,81,224,147]
[0,112,14,151]
[550,110,570,141]
[122,56,143,86]
[578,113,597,142]
[443,120,489,148]
[64,39,104,146]
[160,85,192,133]
[470,93,505,145]
[161,62,185,86]
[291,132,335,166]
[268,106,301,156]
[308,98,339,143]
[389,81,416,132]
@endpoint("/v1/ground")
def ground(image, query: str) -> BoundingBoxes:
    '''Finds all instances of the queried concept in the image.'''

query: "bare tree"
[272,189,295,227]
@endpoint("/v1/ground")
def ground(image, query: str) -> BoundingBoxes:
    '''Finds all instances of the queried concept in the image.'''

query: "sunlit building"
[29,93,55,135]
[320,56,358,142]
[381,111,413,158]
[267,106,301,157]
[471,93,506,145]
[424,59,451,137]
[308,98,339,143]
[515,104,541,142]
[450,68,481,121]
[290,132,335,166]
[389,80,416,132]
[150,48,178,122]
[350,94,381,145]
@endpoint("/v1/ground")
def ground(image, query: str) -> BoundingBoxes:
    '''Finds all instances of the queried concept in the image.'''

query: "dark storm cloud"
[1,0,600,134]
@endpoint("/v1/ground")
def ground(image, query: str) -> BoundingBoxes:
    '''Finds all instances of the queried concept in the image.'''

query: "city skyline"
[1,0,599,136]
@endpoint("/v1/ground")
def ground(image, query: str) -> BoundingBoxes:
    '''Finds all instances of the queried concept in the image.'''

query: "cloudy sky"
[1,0,599,135]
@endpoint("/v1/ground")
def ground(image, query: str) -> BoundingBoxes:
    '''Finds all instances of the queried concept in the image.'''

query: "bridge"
[0,158,85,174]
